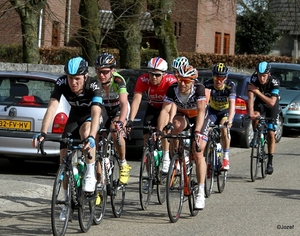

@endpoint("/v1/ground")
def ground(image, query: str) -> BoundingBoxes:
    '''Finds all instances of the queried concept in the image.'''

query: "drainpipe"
[65,0,72,45]
[38,9,43,47]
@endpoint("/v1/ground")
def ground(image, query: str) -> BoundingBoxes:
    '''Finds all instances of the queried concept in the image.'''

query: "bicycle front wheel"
[166,154,184,223]
[139,147,153,210]
[110,155,125,218]
[204,142,214,198]
[250,133,259,182]
[78,188,94,232]
[217,157,227,193]
[188,160,199,216]
[157,163,167,204]
[93,160,107,225]
[51,163,71,236]
[261,140,268,179]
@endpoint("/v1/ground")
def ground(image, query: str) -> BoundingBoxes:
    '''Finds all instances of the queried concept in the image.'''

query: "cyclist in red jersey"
[127,57,177,172]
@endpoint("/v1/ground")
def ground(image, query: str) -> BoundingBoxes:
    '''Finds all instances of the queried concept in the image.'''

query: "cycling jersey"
[100,71,127,108]
[134,73,177,108]
[164,82,207,118]
[204,79,236,111]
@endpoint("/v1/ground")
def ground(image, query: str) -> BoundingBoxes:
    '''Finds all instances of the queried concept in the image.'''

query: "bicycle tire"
[78,187,94,233]
[93,159,107,225]
[110,154,125,218]
[216,156,227,193]
[166,154,184,223]
[188,160,199,216]
[250,133,259,182]
[139,147,153,210]
[157,163,167,204]
[204,142,214,198]
[261,140,268,179]
[51,163,71,236]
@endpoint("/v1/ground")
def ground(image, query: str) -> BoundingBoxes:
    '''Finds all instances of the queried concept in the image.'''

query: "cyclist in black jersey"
[203,63,236,170]
[95,53,131,184]
[157,65,208,210]
[248,61,280,175]
[32,57,108,219]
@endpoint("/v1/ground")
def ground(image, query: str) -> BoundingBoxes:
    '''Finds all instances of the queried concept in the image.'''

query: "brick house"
[0,0,236,55]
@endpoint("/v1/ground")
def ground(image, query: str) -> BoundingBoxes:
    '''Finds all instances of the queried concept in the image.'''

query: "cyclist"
[94,52,131,184]
[248,61,280,175]
[127,57,177,173]
[32,57,108,220]
[203,63,236,170]
[157,65,208,210]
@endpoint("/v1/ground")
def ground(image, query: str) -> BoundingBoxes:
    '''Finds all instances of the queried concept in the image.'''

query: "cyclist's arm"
[248,89,255,118]
[157,102,172,131]
[89,105,101,139]
[169,103,177,123]
[128,92,142,121]
[118,92,128,124]
[41,98,60,134]
[228,98,235,122]
[254,91,278,107]
[194,100,206,132]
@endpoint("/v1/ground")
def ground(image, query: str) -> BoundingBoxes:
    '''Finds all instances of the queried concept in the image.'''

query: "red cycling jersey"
[134,73,177,108]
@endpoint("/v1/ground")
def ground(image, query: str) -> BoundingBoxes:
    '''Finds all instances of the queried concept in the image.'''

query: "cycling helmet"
[64,57,88,75]
[256,61,271,74]
[95,53,117,68]
[172,56,189,69]
[147,57,168,71]
[212,63,230,77]
[177,65,198,79]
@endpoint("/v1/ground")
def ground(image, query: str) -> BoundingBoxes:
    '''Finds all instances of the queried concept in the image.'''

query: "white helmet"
[172,56,189,70]
[177,65,198,79]
[147,57,168,71]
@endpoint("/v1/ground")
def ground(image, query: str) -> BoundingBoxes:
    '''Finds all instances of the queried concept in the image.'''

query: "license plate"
[0,119,31,131]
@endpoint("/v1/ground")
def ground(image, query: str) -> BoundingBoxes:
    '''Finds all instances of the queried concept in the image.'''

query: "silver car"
[0,71,70,162]
[270,62,300,131]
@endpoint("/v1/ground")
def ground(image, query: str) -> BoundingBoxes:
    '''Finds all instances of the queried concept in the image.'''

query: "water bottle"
[104,157,111,176]
[73,166,80,187]
[154,149,163,167]
[78,157,85,175]
[260,132,265,144]
[216,143,222,170]
[185,155,190,175]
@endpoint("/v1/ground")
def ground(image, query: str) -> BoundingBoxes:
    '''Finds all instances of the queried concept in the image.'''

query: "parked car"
[269,62,300,132]
[120,69,283,150]
[0,71,70,162]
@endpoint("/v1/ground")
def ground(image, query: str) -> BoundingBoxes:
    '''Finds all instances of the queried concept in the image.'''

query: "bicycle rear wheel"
[157,164,167,204]
[78,186,94,232]
[110,155,125,218]
[216,156,227,193]
[51,163,71,236]
[204,142,214,198]
[250,133,259,182]
[93,160,107,225]
[261,140,268,178]
[139,147,153,210]
[188,160,199,216]
[166,154,184,223]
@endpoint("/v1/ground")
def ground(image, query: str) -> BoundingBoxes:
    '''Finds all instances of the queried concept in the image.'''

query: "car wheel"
[239,120,254,148]
[275,115,283,143]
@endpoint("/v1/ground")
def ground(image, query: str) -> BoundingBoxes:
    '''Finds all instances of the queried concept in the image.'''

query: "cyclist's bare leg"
[172,115,187,155]
[111,116,126,161]
[193,140,207,185]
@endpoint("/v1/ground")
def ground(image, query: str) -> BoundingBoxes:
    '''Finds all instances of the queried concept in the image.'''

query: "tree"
[79,0,101,65]
[110,0,146,69]
[147,0,177,67]
[235,0,279,54]
[9,0,47,63]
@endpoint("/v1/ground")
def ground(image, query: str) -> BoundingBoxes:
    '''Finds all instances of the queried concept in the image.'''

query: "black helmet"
[95,53,116,68]
[212,63,230,77]
[64,57,88,75]
[256,61,271,74]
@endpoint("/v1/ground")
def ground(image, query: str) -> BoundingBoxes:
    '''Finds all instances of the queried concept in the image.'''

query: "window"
[214,32,221,54]
[52,21,60,47]
[174,22,182,37]
[223,34,230,54]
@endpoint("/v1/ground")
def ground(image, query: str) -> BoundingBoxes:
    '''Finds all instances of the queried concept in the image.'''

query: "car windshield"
[271,68,300,90]
[0,77,54,107]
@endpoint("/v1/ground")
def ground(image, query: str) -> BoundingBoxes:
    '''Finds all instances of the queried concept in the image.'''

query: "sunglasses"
[177,77,193,84]
[96,69,111,75]
[213,76,226,81]
[148,71,164,77]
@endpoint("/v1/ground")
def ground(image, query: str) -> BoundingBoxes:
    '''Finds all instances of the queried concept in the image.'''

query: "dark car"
[120,69,283,151]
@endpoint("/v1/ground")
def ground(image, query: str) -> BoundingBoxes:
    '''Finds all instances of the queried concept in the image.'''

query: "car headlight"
[288,102,300,110]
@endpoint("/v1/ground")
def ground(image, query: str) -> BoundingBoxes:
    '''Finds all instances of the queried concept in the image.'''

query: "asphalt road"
[0,134,300,236]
